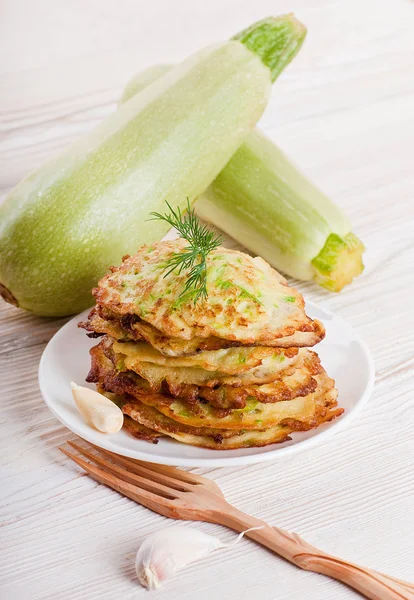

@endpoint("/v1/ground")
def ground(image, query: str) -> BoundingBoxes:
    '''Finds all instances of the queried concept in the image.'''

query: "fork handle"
[216,506,414,600]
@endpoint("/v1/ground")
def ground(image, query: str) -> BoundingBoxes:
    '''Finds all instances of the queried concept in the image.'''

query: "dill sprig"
[150,200,222,304]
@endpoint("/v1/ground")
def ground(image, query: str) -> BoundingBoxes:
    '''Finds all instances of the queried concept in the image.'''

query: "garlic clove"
[135,525,225,590]
[71,382,124,433]
[135,524,265,589]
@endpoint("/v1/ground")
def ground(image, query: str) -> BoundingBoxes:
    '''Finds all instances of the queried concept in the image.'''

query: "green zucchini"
[0,16,304,316]
[122,50,364,292]
[198,133,365,291]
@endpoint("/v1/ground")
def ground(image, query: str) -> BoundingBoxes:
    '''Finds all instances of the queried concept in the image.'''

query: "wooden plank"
[1,1,413,598]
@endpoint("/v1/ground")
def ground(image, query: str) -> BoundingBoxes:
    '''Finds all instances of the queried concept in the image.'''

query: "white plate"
[39,302,374,467]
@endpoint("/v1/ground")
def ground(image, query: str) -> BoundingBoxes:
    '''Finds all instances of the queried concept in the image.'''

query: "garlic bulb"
[71,382,124,433]
[135,524,262,589]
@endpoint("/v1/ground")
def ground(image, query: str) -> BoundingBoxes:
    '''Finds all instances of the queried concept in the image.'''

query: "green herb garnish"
[171,402,192,418]
[238,286,263,305]
[235,397,259,413]
[150,200,222,304]
[216,280,233,290]
[217,280,263,306]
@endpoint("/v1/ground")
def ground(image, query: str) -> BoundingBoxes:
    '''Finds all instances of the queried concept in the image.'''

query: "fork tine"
[66,441,180,500]
[139,462,217,487]
[74,443,197,493]
[134,461,224,496]
[90,444,202,484]
[85,442,223,495]
[59,446,179,518]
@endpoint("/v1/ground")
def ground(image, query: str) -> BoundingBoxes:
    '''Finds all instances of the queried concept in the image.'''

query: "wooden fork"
[60,440,414,600]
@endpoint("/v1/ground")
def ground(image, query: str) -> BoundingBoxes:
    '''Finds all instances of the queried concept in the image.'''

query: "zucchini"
[122,43,364,292]
[0,17,303,316]
[198,133,365,291]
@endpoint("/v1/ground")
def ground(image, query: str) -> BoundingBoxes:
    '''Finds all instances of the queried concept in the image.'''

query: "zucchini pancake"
[79,239,343,450]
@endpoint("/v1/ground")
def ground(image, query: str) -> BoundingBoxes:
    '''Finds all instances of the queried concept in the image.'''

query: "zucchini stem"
[233,15,307,82]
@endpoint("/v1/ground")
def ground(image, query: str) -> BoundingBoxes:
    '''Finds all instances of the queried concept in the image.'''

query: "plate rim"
[38,301,375,467]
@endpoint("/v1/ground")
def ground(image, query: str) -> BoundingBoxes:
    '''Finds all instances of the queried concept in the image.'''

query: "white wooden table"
[1,1,414,598]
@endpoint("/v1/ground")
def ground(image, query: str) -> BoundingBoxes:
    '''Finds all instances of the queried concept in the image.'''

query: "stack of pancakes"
[80,239,343,450]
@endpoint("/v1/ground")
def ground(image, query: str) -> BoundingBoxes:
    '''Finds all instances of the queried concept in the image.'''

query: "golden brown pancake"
[105,390,343,450]
[89,342,339,431]
[91,240,325,347]
[89,338,322,409]
[79,306,325,355]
